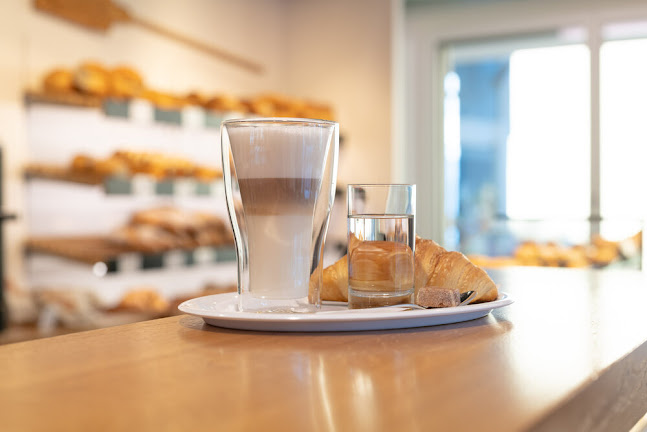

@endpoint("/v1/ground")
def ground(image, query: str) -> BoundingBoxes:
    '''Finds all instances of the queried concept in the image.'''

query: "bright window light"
[506,45,591,219]
[600,39,647,237]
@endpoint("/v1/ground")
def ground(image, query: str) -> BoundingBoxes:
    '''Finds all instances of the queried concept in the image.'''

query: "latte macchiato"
[226,122,333,303]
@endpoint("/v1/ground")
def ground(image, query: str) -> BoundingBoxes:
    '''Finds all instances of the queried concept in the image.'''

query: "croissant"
[320,236,498,304]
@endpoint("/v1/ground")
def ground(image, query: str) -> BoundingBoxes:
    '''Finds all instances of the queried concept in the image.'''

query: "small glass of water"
[347,184,416,308]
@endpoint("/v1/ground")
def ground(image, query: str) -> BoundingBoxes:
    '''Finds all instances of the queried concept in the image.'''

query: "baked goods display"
[26,208,233,263]
[112,206,234,253]
[107,288,170,316]
[37,61,335,120]
[26,62,255,339]
[43,68,74,94]
[26,149,222,188]
[69,150,222,182]
[20,281,237,331]
[468,231,642,269]
[73,61,111,97]
[319,236,499,306]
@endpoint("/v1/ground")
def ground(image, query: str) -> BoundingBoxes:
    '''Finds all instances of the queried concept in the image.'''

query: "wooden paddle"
[34,0,264,74]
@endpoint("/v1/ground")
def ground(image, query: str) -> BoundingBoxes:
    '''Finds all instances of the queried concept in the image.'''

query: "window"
[439,22,645,267]
[600,30,647,240]
[442,32,592,256]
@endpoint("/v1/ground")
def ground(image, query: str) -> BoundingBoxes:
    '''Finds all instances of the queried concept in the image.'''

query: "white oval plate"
[179,292,513,332]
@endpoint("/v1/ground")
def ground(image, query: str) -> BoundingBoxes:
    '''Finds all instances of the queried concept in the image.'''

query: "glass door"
[442,30,592,258]
[599,21,647,249]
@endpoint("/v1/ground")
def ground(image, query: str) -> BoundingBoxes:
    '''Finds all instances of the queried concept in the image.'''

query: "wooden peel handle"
[128,15,264,75]
[34,0,264,74]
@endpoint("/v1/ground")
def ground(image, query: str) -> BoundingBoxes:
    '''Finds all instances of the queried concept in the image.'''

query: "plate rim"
[178,291,513,324]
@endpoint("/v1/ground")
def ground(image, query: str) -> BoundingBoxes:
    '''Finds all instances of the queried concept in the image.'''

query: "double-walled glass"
[222,118,339,313]
[347,184,416,308]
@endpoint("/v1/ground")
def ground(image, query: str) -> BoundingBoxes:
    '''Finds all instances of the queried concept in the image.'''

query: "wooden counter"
[1,267,647,431]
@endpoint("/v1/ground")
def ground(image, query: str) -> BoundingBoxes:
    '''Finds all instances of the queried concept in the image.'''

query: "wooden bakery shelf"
[26,236,236,273]
[24,90,230,127]
[27,236,127,264]
[25,163,224,196]
[25,164,104,186]
[25,90,102,108]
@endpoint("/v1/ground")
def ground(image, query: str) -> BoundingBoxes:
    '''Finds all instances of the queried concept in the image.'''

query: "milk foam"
[227,124,330,179]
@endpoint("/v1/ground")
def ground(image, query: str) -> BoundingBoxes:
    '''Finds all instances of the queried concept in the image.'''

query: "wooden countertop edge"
[528,339,647,432]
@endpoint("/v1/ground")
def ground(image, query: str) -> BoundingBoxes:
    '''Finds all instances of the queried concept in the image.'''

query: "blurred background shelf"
[25,91,234,128]
[25,164,224,197]
[25,90,102,108]
[25,236,235,273]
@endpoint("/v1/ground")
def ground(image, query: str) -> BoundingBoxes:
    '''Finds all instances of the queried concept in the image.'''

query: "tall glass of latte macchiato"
[221,118,339,313]
[347,184,416,308]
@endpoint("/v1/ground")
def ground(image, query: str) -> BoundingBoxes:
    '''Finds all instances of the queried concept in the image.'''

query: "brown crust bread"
[43,68,74,94]
[321,236,499,304]
[108,66,144,99]
[74,62,109,97]
[319,255,349,302]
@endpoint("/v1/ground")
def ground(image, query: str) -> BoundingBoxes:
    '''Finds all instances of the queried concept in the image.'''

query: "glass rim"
[222,117,338,127]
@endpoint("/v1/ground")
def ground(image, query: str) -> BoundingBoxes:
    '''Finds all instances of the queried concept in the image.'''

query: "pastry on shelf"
[35,289,106,330]
[184,92,208,107]
[244,93,336,120]
[466,229,642,270]
[43,68,75,94]
[248,97,275,117]
[466,255,519,268]
[112,224,181,253]
[110,150,221,181]
[562,245,590,268]
[112,207,233,252]
[64,150,223,182]
[70,154,96,172]
[131,207,200,235]
[205,94,246,113]
[36,61,337,120]
[73,61,110,97]
[108,66,144,99]
[513,241,542,266]
[536,242,566,267]
[109,287,170,316]
[140,88,186,110]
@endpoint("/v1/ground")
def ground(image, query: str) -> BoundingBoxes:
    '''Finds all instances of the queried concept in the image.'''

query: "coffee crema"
[238,177,322,215]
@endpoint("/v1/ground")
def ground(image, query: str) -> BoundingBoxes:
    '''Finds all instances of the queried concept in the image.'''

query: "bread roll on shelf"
[36,61,338,125]
[73,61,110,97]
[466,230,642,270]
[43,68,74,94]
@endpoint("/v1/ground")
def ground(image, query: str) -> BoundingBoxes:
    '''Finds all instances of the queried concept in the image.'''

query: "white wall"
[23,0,288,94]
[283,0,397,185]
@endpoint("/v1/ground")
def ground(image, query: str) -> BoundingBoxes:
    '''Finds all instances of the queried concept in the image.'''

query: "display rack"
[25,164,224,197]
[25,91,231,129]
[26,236,235,273]
[24,94,237,318]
